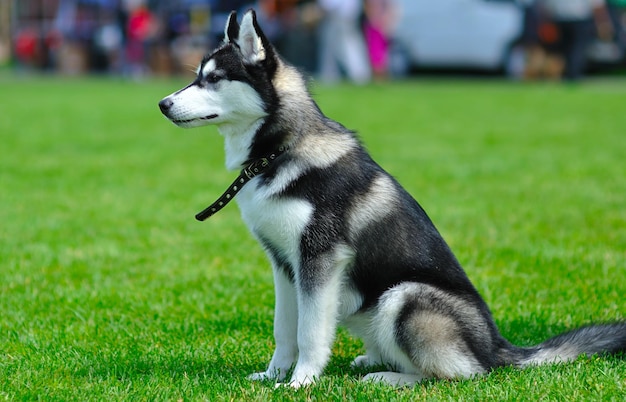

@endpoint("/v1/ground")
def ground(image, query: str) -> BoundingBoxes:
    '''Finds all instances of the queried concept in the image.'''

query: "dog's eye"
[205,73,221,84]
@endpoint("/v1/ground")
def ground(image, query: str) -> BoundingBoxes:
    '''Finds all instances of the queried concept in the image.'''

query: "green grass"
[1,74,625,401]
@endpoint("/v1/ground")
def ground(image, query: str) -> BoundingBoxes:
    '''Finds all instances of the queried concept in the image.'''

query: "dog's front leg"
[287,255,345,388]
[248,267,298,382]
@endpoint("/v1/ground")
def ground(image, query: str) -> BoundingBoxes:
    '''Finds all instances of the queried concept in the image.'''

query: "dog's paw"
[351,354,375,368]
[247,369,286,382]
[274,377,315,389]
[247,372,271,381]
[362,371,422,387]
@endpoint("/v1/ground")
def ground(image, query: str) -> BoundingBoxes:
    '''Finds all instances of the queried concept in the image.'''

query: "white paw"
[362,371,422,387]
[247,368,287,382]
[274,376,315,389]
[351,355,375,368]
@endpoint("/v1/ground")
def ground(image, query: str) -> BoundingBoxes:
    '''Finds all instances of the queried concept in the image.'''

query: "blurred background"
[1,0,625,81]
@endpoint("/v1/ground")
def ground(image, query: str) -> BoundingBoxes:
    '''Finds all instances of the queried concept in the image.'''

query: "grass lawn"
[1,74,625,401]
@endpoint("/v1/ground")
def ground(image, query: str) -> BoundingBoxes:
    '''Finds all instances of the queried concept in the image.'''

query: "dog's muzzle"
[158,97,218,126]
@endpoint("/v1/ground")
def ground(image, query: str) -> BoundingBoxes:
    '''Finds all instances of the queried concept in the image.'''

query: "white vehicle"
[392,0,524,73]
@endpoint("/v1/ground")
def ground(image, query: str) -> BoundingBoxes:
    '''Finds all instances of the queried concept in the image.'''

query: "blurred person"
[255,0,298,42]
[607,0,626,51]
[540,0,614,81]
[514,0,565,80]
[124,0,156,77]
[317,0,371,83]
[51,0,121,74]
[14,28,40,68]
[363,0,397,80]
[255,0,321,73]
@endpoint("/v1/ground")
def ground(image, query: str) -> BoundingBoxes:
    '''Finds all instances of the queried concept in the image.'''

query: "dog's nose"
[159,98,173,114]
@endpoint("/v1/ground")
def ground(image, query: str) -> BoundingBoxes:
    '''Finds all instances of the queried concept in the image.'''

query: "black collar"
[195,146,287,221]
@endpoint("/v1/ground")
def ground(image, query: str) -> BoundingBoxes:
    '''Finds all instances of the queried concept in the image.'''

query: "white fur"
[248,268,298,381]
[237,185,313,268]
[221,119,264,170]
[520,347,577,366]
[287,244,357,387]
[295,132,358,170]
[368,284,426,374]
[200,59,217,77]
[362,372,424,387]
[347,174,398,241]
[337,286,364,322]
[161,79,266,129]
[238,187,315,387]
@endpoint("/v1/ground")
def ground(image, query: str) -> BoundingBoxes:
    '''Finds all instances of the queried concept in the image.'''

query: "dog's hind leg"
[248,268,298,382]
[351,352,383,369]
[364,282,489,384]
[349,334,386,369]
[362,371,425,387]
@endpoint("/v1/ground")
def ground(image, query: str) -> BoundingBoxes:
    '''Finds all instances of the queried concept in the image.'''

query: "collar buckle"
[243,157,270,179]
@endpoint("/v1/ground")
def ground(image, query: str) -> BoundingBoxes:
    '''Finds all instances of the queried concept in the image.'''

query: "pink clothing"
[365,23,388,74]
[363,0,396,76]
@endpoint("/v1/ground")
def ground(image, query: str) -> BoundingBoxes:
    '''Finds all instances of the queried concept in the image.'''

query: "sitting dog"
[159,10,626,387]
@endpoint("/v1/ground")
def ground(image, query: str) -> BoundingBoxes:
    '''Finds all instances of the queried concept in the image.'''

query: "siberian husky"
[158,10,625,387]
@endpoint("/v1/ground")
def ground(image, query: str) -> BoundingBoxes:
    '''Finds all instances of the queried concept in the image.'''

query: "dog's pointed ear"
[224,11,239,43]
[237,9,275,66]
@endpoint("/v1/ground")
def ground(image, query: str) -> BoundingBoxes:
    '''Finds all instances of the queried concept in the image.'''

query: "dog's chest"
[236,179,313,264]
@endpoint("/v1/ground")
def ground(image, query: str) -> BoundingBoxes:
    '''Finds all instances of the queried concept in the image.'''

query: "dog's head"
[158,10,278,129]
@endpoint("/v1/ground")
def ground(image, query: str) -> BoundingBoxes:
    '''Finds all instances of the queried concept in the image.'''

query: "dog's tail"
[509,323,626,367]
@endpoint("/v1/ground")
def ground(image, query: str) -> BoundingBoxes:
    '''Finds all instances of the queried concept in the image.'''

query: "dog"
[158,10,625,387]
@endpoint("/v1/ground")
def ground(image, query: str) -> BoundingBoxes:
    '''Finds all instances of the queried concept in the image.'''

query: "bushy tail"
[517,323,626,367]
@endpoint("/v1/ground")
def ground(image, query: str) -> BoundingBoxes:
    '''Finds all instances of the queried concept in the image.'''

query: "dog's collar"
[195,146,287,221]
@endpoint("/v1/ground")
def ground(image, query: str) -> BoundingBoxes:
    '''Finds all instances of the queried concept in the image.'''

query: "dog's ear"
[224,11,239,43]
[237,9,275,67]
